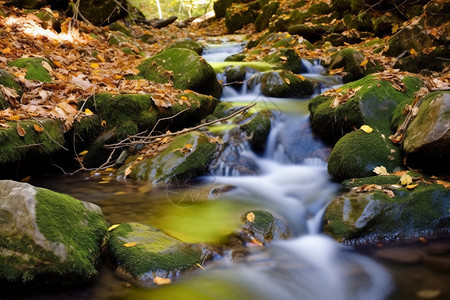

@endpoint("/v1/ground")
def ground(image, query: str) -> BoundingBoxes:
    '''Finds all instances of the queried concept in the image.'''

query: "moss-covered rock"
[0,119,65,164]
[240,210,290,245]
[77,0,126,26]
[117,132,217,183]
[108,222,205,285]
[225,2,259,33]
[262,48,304,73]
[35,8,59,30]
[372,13,403,36]
[213,0,238,18]
[327,128,402,181]
[165,37,205,55]
[8,57,54,83]
[10,0,44,9]
[328,48,383,83]
[254,1,279,32]
[394,46,450,73]
[287,24,328,43]
[323,181,450,246]
[0,180,108,287]
[403,91,450,173]
[386,25,438,57]
[309,74,423,144]
[137,48,222,99]
[0,69,22,110]
[108,21,133,37]
[248,70,315,98]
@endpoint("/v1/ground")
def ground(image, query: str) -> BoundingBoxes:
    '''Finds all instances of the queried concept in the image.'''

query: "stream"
[22,42,450,300]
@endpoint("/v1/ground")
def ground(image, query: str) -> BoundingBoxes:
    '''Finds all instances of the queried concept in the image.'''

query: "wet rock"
[343,13,373,31]
[323,182,450,246]
[77,0,127,26]
[165,37,205,55]
[375,247,423,265]
[137,48,222,99]
[213,0,239,18]
[116,131,217,183]
[0,118,65,164]
[321,31,364,46]
[254,1,279,32]
[225,1,259,33]
[394,46,450,73]
[108,21,133,37]
[0,180,108,287]
[108,222,206,286]
[287,24,328,43]
[240,210,290,245]
[328,48,383,83]
[149,16,178,29]
[327,128,402,181]
[385,25,438,57]
[262,48,304,73]
[0,69,22,109]
[248,70,315,98]
[8,57,54,83]
[223,65,258,86]
[403,91,450,173]
[309,74,422,144]
[372,13,403,36]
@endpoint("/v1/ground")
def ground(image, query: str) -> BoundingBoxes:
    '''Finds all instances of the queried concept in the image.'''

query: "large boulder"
[248,70,315,98]
[8,57,54,83]
[262,48,304,73]
[116,131,217,183]
[385,25,438,57]
[240,210,290,245]
[108,222,206,286]
[403,91,450,173]
[323,176,450,246]
[0,180,108,288]
[165,37,205,55]
[225,1,259,33]
[309,74,423,144]
[393,46,450,73]
[327,128,402,181]
[137,48,222,99]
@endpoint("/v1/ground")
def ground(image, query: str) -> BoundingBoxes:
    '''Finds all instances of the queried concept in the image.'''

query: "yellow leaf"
[391,23,399,34]
[284,78,290,84]
[101,120,107,127]
[99,181,109,184]
[153,277,171,285]
[359,60,368,67]
[373,166,389,176]
[436,180,450,188]
[180,96,188,101]
[296,74,305,81]
[91,62,99,68]
[410,48,417,56]
[85,108,94,115]
[114,191,128,195]
[124,166,133,177]
[108,224,120,231]
[16,124,26,137]
[123,242,137,247]
[33,124,44,132]
[7,115,21,121]
[360,125,373,133]
[52,60,62,68]
[400,174,412,186]
[96,53,106,62]
[406,183,418,190]
[113,74,123,80]
[247,212,255,222]
[280,56,288,61]
[105,167,115,172]
[196,263,206,271]
[78,150,88,156]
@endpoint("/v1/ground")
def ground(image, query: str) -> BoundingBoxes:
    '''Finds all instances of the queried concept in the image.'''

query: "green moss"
[210,61,275,73]
[109,223,202,277]
[165,37,204,55]
[0,69,21,94]
[309,74,423,144]
[251,70,315,98]
[342,175,402,189]
[138,48,222,99]
[0,119,65,164]
[119,132,216,183]
[108,21,133,37]
[254,1,280,31]
[225,2,259,33]
[327,128,402,181]
[8,57,53,83]
[263,48,303,73]
[73,114,103,144]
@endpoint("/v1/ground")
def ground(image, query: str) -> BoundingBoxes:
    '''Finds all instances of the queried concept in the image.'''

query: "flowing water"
[20,43,450,300]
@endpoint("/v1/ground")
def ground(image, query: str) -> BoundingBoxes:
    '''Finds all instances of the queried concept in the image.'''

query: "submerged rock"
[0,180,108,288]
[116,131,217,183]
[403,91,450,173]
[137,48,222,99]
[323,180,450,246]
[327,128,402,181]
[309,74,422,144]
[108,222,206,286]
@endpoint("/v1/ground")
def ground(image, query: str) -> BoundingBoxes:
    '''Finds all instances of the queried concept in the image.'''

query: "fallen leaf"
[123,242,137,247]
[359,59,368,67]
[153,277,171,285]
[373,166,389,175]
[400,174,413,186]
[410,48,417,56]
[436,180,450,188]
[284,78,290,84]
[78,150,88,155]
[101,120,107,127]
[33,123,44,132]
[247,212,255,222]
[16,123,26,137]
[85,108,94,115]
[406,183,418,190]
[383,189,395,198]
[108,224,120,231]
[196,263,206,271]
[417,289,441,299]
[360,125,373,133]
[91,62,99,68]
[391,23,399,34]
[124,166,133,177]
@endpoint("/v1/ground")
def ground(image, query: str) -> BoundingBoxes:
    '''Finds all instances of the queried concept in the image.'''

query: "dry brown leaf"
[16,123,26,137]
[33,123,44,132]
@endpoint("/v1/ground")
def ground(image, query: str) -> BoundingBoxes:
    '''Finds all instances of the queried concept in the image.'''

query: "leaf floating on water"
[153,277,171,285]
[108,224,120,231]
[417,289,441,299]
[360,125,373,133]
[33,123,44,132]
[123,242,137,247]
[400,174,413,186]
[247,212,255,222]
[16,123,26,137]
[373,166,389,175]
